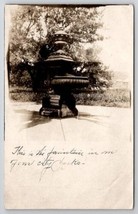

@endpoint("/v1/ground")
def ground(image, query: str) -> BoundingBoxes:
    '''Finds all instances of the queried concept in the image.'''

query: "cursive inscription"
[10,145,117,182]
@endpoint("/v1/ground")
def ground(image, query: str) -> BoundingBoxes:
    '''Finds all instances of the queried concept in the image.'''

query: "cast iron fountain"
[39,30,89,117]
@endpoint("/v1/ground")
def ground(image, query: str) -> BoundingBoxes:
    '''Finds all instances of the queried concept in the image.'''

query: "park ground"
[6,101,132,144]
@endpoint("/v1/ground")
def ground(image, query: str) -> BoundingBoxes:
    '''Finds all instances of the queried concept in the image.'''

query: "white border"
[0,0,137,213]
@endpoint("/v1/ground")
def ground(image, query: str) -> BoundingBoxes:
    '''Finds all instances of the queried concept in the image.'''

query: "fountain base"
[39,94,78,118]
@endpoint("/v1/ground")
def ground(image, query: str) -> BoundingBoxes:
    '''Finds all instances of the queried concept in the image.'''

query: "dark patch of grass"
[9,87,131,108]
[75,89,131,108]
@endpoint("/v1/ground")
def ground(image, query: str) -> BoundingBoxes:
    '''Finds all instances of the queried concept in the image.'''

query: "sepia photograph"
[5,4,133,209]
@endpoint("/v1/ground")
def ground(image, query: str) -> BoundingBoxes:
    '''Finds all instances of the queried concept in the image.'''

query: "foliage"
[8,5,112,91]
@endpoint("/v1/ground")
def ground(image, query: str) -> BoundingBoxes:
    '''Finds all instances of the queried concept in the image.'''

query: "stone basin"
[51,75,89,88]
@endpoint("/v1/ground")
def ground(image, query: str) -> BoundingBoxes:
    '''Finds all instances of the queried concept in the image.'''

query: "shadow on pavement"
[77,112,110,127]
[15,109,51,129]
[78,112,110,118]
[14,109,109,129]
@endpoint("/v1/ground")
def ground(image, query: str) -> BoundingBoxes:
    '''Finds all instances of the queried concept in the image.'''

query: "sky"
[96,5,133,82]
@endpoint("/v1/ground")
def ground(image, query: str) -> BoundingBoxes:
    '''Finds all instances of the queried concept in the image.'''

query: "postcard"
[5,4,133,209]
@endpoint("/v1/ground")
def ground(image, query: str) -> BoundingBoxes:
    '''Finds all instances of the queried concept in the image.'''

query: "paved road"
[6,102,132,146]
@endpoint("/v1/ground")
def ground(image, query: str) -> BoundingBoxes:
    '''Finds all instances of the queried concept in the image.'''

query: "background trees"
[8,5,112,91]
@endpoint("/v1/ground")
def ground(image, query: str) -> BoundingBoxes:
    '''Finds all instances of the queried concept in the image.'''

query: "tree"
[8,5,112,91]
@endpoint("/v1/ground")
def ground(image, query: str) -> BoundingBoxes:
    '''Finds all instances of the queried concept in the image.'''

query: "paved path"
[6,102,131,145]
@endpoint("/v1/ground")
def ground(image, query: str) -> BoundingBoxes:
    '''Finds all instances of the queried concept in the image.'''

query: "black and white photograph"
[5,4,133,209]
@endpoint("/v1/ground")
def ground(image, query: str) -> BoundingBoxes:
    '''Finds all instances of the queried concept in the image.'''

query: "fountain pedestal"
[39,93,78,118]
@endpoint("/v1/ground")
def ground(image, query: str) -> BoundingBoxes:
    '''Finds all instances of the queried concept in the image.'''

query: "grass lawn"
[9,88,131,108]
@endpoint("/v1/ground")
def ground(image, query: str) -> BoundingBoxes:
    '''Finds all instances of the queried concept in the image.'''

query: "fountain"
[39,30,89,117]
